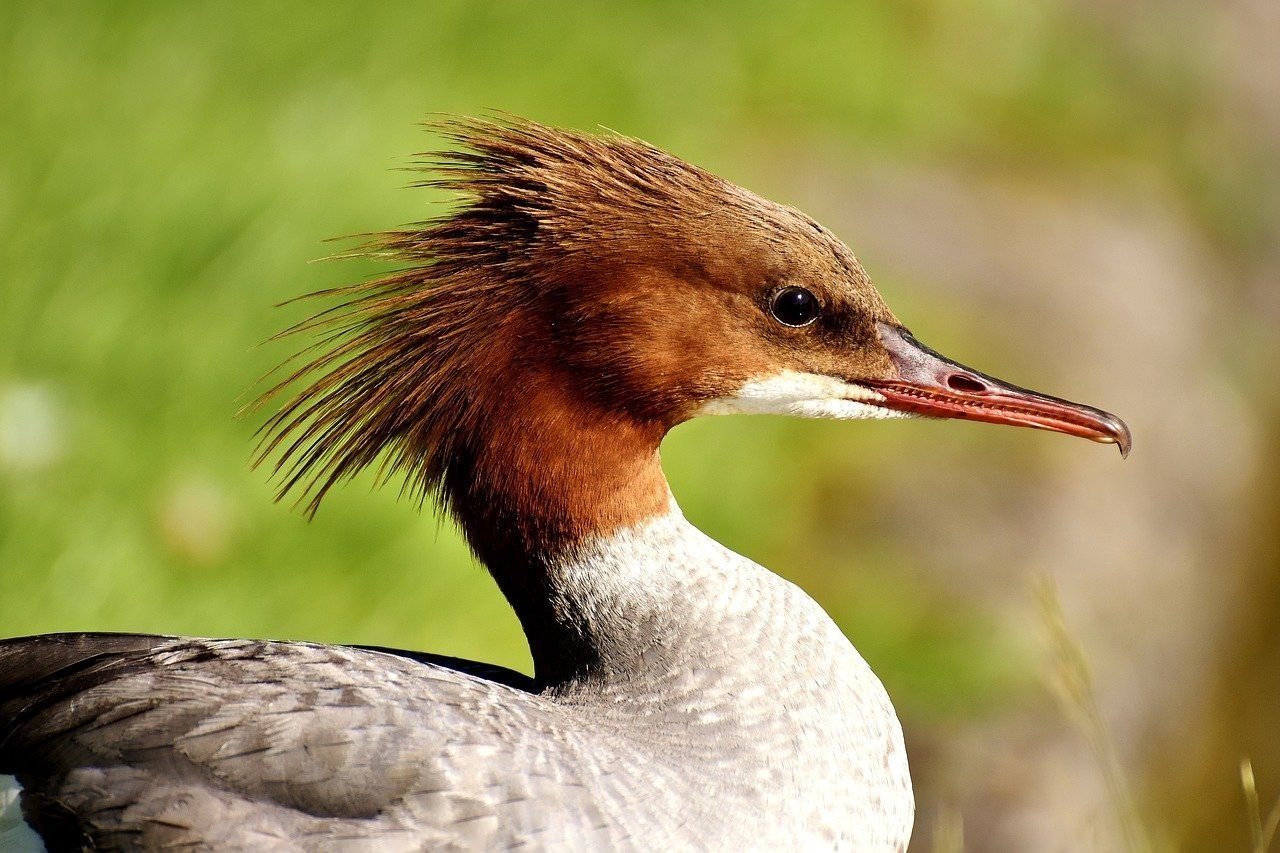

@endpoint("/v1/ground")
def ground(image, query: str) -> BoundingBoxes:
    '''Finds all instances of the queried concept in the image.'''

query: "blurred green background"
[2,2,1277,849]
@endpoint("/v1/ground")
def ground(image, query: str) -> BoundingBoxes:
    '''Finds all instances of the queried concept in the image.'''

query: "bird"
[0,118,1130,852]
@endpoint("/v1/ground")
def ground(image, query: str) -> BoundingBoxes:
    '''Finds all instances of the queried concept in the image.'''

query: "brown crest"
[251,117,898,564]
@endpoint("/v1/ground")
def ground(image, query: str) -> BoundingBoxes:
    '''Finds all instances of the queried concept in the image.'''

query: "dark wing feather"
[0,633,617,850]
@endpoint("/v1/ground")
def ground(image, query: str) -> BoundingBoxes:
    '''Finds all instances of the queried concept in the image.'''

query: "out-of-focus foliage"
[1,2,1275,849]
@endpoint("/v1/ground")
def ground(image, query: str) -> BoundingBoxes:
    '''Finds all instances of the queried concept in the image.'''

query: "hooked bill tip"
[1097,413,1133,459]
[871,322,1133,459]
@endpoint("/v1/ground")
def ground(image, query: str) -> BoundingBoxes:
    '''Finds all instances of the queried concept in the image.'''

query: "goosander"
[0,119,1129,852]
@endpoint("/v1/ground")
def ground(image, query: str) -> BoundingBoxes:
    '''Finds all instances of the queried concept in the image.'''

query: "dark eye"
[770,286,820,327]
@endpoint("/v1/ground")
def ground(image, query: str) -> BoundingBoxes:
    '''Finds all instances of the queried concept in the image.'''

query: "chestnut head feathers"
[254,117,1129,552]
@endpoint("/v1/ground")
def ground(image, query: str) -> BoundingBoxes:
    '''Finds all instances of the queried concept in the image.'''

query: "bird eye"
[769,286,820,327]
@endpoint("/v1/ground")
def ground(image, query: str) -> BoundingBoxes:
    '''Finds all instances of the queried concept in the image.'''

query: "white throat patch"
[697,370,912,421]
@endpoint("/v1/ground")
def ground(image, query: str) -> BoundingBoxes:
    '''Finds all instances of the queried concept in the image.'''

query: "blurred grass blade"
[1243,758,1280,853]
[1035,575,1155,853]
[1244,759,1263,851]
[931,803,964,853]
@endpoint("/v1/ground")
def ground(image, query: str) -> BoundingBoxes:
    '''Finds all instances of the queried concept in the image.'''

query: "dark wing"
[347,643,536,692]
[0,633,620,850]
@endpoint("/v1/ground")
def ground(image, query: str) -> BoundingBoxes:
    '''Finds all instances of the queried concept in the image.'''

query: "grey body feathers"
[0,512,913,851]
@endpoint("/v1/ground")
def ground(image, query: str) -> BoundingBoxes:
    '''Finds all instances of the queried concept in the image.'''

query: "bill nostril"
[946,374,987,394]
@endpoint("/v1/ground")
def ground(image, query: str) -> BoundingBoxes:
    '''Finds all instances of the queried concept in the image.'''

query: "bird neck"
[529,506,914,844]
[442,385,913,835]
[442,374,672,684]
